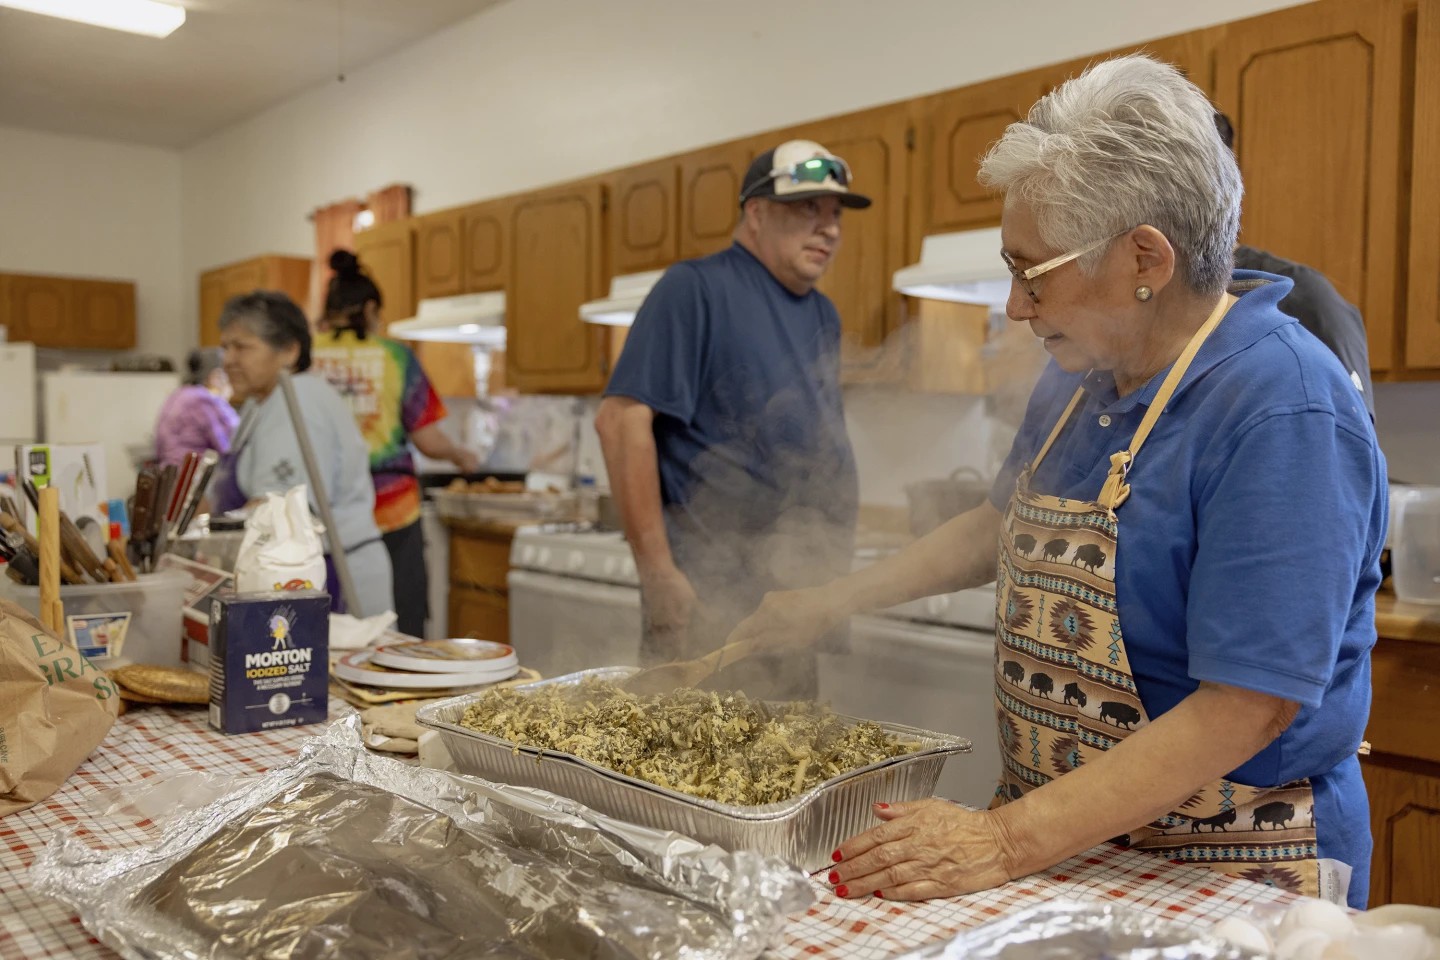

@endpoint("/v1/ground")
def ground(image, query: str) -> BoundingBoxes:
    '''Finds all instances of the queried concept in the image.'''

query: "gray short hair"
[977,54,1241,294]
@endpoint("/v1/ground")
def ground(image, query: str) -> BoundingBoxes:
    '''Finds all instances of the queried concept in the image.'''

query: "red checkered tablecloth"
[1,703,1296,959]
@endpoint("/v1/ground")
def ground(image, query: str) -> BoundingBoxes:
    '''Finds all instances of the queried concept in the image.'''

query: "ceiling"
[0,0,503,148]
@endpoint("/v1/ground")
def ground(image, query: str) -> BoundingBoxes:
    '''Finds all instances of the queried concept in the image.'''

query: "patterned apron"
[991,293,1324,899]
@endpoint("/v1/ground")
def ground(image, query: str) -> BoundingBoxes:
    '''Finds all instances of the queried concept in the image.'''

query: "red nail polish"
[874,890,884,899]
[831,850,843,863]
[875,802,890,809]
[828,870,839,885]
[835,884,849,898]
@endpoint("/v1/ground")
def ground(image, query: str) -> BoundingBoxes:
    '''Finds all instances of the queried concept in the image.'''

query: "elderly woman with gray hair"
[211,290,394,619]
[728,55,1385,907]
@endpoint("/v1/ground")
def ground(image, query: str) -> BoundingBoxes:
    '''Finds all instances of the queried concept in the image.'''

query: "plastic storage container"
[1,571,189,666]
[1391,485,1440,605]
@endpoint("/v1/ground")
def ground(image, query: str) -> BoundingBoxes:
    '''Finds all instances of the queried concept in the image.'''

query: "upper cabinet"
[1213,0,1408,375]
[0,272,136,350]
[1406,0,1440,375]
[352,219,416,326]
[414,209,465,299]
[506,180,609,394]
[909,70,1054,244]
[197,255,309,347]
[609,158,680,274]
[775,104,912,380]
[463,199,510,293]
[678,142,754,260]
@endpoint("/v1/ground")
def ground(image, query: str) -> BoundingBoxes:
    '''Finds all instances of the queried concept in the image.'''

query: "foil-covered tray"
[415,666,972,871]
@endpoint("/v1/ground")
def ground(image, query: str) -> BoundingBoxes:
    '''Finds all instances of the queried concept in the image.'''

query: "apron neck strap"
[1027,293,1239,512]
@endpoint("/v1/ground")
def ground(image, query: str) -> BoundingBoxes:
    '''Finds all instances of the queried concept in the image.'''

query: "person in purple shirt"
[153,347,239,467]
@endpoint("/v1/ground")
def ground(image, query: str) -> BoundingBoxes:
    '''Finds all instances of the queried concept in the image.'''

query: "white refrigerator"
[42,370,180,501]
[0,343,37,447]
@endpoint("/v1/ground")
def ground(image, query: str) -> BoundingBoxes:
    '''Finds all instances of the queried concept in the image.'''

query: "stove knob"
[602,556,620,577]
[567,550,586,573]
[925,595,950,617]
[620,557,637,580]
[536,547,552,568]
[518,544,536,565]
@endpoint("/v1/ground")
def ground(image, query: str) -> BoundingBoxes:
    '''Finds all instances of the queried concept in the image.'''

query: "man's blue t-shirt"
[605,243,857,594]
[989,272,1387,907]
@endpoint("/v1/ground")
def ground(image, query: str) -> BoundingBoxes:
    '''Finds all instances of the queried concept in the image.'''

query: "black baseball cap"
[738,139,872,209]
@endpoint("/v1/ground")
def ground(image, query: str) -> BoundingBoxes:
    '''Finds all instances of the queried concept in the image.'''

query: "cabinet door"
[679,142,754,259]
[1406,0,1440,374]
[1048,27,1220,97]
[2,273,68,344]
[911,70,1052,242]
[415,208,466,299]
[1362,758,1440,907]
[353,220,417,327]
[780,105,910,380]
[1214,0,1406,374]
[198,271,228,347]
[462,199,509,293]
[69,278,136,349]
[448,586,510,643]
[609,159,679,274]
[506,181,608,393]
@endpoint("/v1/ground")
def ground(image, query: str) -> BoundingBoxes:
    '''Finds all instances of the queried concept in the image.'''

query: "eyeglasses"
[739,156,852,203]
[1001,229,1130,303]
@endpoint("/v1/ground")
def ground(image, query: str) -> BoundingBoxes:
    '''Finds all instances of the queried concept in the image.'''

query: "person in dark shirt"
[596,139,871,698]
[1215,112,1375,418]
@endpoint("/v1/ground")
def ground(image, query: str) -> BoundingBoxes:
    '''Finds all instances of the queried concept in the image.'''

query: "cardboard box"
[208,591,329,734]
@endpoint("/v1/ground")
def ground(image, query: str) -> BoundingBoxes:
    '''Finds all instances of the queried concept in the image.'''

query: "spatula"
[622,634,771,696]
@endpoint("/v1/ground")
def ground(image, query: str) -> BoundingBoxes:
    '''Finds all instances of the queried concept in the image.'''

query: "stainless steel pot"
[905,467,990,538]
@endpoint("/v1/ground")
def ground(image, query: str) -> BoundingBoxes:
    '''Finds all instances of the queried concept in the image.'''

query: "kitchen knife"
[175,451,219,537]
[167,452,199,525]
[129,467,160,572]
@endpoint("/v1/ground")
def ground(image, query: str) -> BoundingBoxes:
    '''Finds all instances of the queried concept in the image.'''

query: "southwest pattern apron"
[991,294,1323,898]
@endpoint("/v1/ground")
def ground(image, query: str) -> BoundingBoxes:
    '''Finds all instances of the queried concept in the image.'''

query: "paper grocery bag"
[0,598,120,817]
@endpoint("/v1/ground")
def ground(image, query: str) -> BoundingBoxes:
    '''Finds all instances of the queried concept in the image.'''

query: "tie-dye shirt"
[312,332,446,533]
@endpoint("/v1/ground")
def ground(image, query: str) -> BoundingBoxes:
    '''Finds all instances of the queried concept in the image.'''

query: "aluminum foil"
[417,666,973,871]
[893,901,1263,959]
[30,718,812,960]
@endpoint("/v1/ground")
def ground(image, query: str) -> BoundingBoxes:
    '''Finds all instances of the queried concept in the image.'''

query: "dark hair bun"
[329,249,362,277]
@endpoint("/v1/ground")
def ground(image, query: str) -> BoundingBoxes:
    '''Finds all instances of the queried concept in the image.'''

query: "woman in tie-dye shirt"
[313,250,479,637]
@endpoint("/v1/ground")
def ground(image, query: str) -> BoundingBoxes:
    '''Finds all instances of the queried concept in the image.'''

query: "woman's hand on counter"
[724,584,848,654]
[826,799,1017,901]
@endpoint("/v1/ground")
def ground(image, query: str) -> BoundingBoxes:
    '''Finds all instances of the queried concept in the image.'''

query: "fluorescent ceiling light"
[579,269,665,327]
[0,0,187,38]
[893,227,1013,306]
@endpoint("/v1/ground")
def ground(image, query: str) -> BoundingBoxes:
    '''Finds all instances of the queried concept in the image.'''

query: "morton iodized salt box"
[208,590,329,734]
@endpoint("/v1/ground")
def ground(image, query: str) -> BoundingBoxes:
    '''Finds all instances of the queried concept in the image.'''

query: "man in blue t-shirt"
[596,139,869,699]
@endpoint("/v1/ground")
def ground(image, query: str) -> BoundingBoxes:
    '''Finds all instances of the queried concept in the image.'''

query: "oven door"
[820,614,999,809]
[506,569,643,680]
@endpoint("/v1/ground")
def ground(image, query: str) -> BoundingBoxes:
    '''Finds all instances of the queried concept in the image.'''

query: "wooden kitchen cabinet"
[678,141,755,260]
[1213,0,1408,376]
[197,255,310,347]
[0,271,136,349]
[608,158,680,275]
[414,209,466,299]
[1404,0,1440,375]
[1361,596,1440,907]
[771,104,912,381]
[506,180,609,394]
[447,524,514,644]
[352,219,416,325]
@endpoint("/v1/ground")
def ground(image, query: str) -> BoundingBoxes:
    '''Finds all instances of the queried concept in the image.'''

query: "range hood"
[893,227,1012,306]
[388,292,506,346]
[579,270,665,327]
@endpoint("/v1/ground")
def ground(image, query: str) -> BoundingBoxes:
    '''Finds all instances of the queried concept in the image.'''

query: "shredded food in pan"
[458,680,920,806]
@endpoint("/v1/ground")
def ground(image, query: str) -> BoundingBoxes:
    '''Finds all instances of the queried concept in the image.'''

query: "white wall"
[178,0,1309,326]
[0,125,184,362]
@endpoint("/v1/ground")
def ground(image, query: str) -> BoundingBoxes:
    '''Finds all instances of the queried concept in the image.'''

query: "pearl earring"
[1135,286,1153,302]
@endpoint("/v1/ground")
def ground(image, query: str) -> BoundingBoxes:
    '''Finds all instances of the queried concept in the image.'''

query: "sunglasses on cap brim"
[741,156,852,202]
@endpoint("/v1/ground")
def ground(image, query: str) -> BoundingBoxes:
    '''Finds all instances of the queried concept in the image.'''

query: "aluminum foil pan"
[893,901,1262,959]
[30,719,812,960]
[415,666,972,871]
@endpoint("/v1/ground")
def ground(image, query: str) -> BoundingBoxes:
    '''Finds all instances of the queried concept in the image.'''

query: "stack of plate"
[333,638,520,690]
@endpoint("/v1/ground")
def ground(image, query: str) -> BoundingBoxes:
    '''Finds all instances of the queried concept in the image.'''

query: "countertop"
[1374,592,1440,644]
